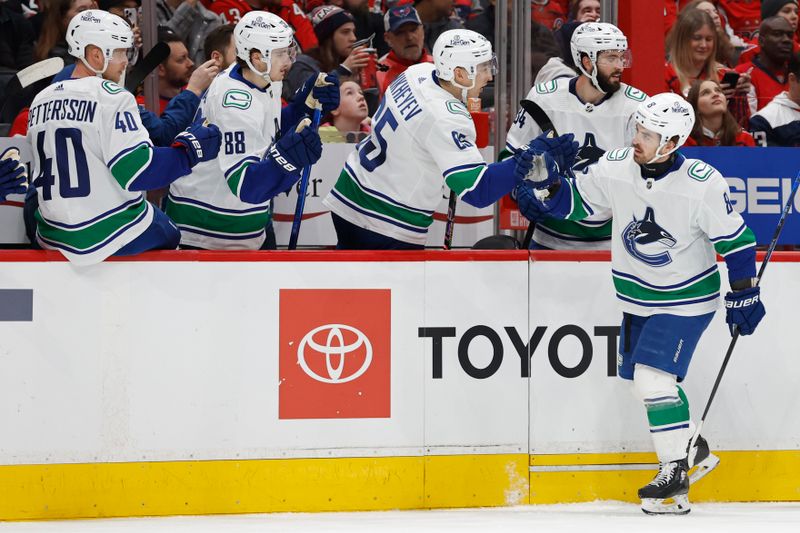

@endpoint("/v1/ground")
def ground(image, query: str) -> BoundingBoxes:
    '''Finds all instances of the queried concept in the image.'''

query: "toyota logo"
[297,324,373,384]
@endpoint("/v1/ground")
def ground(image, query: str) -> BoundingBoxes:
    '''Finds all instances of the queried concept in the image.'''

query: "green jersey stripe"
[333,171,434,229]
[537,217,612,240]
[35,198,148,251]
[164,197,270,236]
[446,166,485,196]
[110,143,152,190]
[613,270,721,302]
[714,227,756,256]
[226,160,254,198]
[565,179,591,221]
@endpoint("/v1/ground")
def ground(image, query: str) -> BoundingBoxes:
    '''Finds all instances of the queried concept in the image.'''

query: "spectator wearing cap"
[205,0,319,52]
[155,0,223,65]
[738,0,800,64]
[284,4,370,98]
[414,0,463,53]
[377,4,432,94]
[735,16,795,113]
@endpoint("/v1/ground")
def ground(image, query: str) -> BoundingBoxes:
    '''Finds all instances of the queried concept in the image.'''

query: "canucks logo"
[572,132,605,172]
[622,207,676,267]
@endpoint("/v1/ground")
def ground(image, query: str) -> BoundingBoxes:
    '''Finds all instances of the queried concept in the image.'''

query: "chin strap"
[245,56,273,84]
[451,76,476,104]
[80,56,109,78]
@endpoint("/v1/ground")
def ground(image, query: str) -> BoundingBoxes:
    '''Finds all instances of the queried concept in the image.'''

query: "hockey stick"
[443,190,457,249]
[288,108,322,250]
[124,42,170,93]
[15,57,64,89]
[518,99,557,249]
[687,170,800,455]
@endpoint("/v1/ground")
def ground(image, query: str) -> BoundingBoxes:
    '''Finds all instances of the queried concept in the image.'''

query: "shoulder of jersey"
[211,73,260,112]
[528,76,571,97]
[619,83,648,105]
[679,158,722,187]
[602,146,636,163]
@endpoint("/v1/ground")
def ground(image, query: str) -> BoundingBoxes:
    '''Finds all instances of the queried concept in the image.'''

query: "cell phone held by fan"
[720,71,740,88]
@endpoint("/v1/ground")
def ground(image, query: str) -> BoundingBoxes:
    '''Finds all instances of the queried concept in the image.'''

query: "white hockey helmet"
[570,22,629,93]
[66,10,134,77]
[234,11,297,82]
[634,93,695,164]
[433,29,496,102]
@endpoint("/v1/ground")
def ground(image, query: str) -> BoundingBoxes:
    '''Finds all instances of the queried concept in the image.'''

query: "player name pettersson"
[27,98,98,128]
[388,73,422,121]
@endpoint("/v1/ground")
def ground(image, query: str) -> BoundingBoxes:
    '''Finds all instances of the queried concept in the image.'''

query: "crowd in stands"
[3,0,800,146]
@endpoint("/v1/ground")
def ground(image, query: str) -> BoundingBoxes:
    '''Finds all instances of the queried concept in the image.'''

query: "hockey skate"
[688,434,720,484]
[639,458,691,515]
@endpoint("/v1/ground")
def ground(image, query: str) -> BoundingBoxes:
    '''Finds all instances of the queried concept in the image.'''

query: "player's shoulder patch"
[222,89,252,110]
[534,79,558,95]
[686,160,716,182]
[605,147,632,161]
[623,85,647,102]
[445,99,471,118]
[101,80,124,95]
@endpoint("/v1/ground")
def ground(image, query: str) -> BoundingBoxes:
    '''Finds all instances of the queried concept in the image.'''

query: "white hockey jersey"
[166,64,281,250]
[27,77,155,266]
[562,149,755,317]
[323,63,490,245]
[505,77,647,250]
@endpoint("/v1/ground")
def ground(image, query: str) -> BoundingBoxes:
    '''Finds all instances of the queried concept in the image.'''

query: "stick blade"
[16,57,65,88]
[125,42,171,92]
[519,99,556,135]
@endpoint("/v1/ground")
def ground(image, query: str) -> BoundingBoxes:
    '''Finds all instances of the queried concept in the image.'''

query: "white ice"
[2,502,800,533]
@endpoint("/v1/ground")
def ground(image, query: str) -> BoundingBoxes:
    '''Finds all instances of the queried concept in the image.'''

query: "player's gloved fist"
[724,286,765,336]
[297,72,341,114]
[528,132,579,170]
[172,123,221,167]
[515,145,560,191]
[0,148,28,200]
[267,122,322,173]
[513,181,549,223]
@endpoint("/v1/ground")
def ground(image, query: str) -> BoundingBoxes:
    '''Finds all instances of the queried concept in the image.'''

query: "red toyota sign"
[279,289,391,419]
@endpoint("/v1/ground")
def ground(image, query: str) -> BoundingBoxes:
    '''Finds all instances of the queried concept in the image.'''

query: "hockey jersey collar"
[640,152,685,183]
[568,76,614,108]
[230,64,270,93]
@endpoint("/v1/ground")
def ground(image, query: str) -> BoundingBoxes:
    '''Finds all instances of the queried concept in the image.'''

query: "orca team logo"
[279,289,391,419]
[622,207,676,267]
[572,132,605,172]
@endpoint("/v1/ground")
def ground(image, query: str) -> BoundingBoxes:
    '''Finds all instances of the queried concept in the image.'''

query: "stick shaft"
[443,191,457,249]
[288,107,322,250]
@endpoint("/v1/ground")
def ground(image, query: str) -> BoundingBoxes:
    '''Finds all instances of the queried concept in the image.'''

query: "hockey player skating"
[27,10,221,265]
[165,11,340,250]
[515,93,766,515]
[504,22,647,250]
[323,29,568,249]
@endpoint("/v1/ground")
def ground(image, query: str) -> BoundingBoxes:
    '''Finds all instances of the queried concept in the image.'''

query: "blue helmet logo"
[622,207,676,267]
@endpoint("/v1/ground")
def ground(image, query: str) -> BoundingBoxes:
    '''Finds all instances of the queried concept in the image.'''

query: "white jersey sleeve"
[425,99,488,196]
[694,162,756,257]
[101,82,155,190]
[504,87,543,155]
[570,148,629,219]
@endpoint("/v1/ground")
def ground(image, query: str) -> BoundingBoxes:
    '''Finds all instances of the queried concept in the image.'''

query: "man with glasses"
[165,10,340,250]
[504,22,647,251]
[323,29,564,249]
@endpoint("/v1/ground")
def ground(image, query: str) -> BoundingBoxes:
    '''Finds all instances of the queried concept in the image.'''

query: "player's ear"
[581,54,594,74]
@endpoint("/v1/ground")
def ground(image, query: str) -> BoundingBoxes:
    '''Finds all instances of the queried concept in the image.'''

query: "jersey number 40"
[33,128,90,200]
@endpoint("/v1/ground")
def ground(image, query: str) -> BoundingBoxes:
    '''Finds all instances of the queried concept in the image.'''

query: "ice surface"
[2,502,799,533]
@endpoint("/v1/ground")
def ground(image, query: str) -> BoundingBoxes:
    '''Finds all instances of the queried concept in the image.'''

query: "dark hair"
[204,24,235,62]
[307,41,341,74]
[789,51,800,77]
[157,27,185,64]
[686,78,741,146]
[568,0,597,21]
[35,0,75,62]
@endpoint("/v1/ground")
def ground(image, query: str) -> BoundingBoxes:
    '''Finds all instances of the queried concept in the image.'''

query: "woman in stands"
[684,78,756,146]
[34,0,97,62]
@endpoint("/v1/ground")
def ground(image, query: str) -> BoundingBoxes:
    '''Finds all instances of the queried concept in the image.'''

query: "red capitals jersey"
[205,0,319,52]
[718,0,762,39]
[531,0,569,31]
[736,57,790,112]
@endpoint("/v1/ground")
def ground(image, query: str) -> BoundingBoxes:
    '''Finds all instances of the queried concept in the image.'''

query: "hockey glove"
[513,180,550,223]
[528,132,579,171]
[515,145,561,192]
[296,72,341,114]
[266,119,323,174]
[724,286,765,336]
[0,148,27,200]
[172,123,221,168]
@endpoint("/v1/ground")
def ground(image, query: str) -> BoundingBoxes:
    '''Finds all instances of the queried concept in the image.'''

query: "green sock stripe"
[646,397,690,428]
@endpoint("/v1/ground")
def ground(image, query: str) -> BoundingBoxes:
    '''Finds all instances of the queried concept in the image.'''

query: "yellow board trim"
[1,451,798,521]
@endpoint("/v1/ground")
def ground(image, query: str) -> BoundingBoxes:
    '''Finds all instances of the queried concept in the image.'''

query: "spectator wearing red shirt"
[205,0,319,51]
[531,0,568,31]
[377,4,432,94]
[684,78,756,145]
[718,0,762,39]
[738,0,799,64]
[749,51,800,145]
[735,16,794,113]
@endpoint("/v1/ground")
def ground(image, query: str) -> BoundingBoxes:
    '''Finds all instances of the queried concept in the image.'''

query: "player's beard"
[597,70,622,94]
